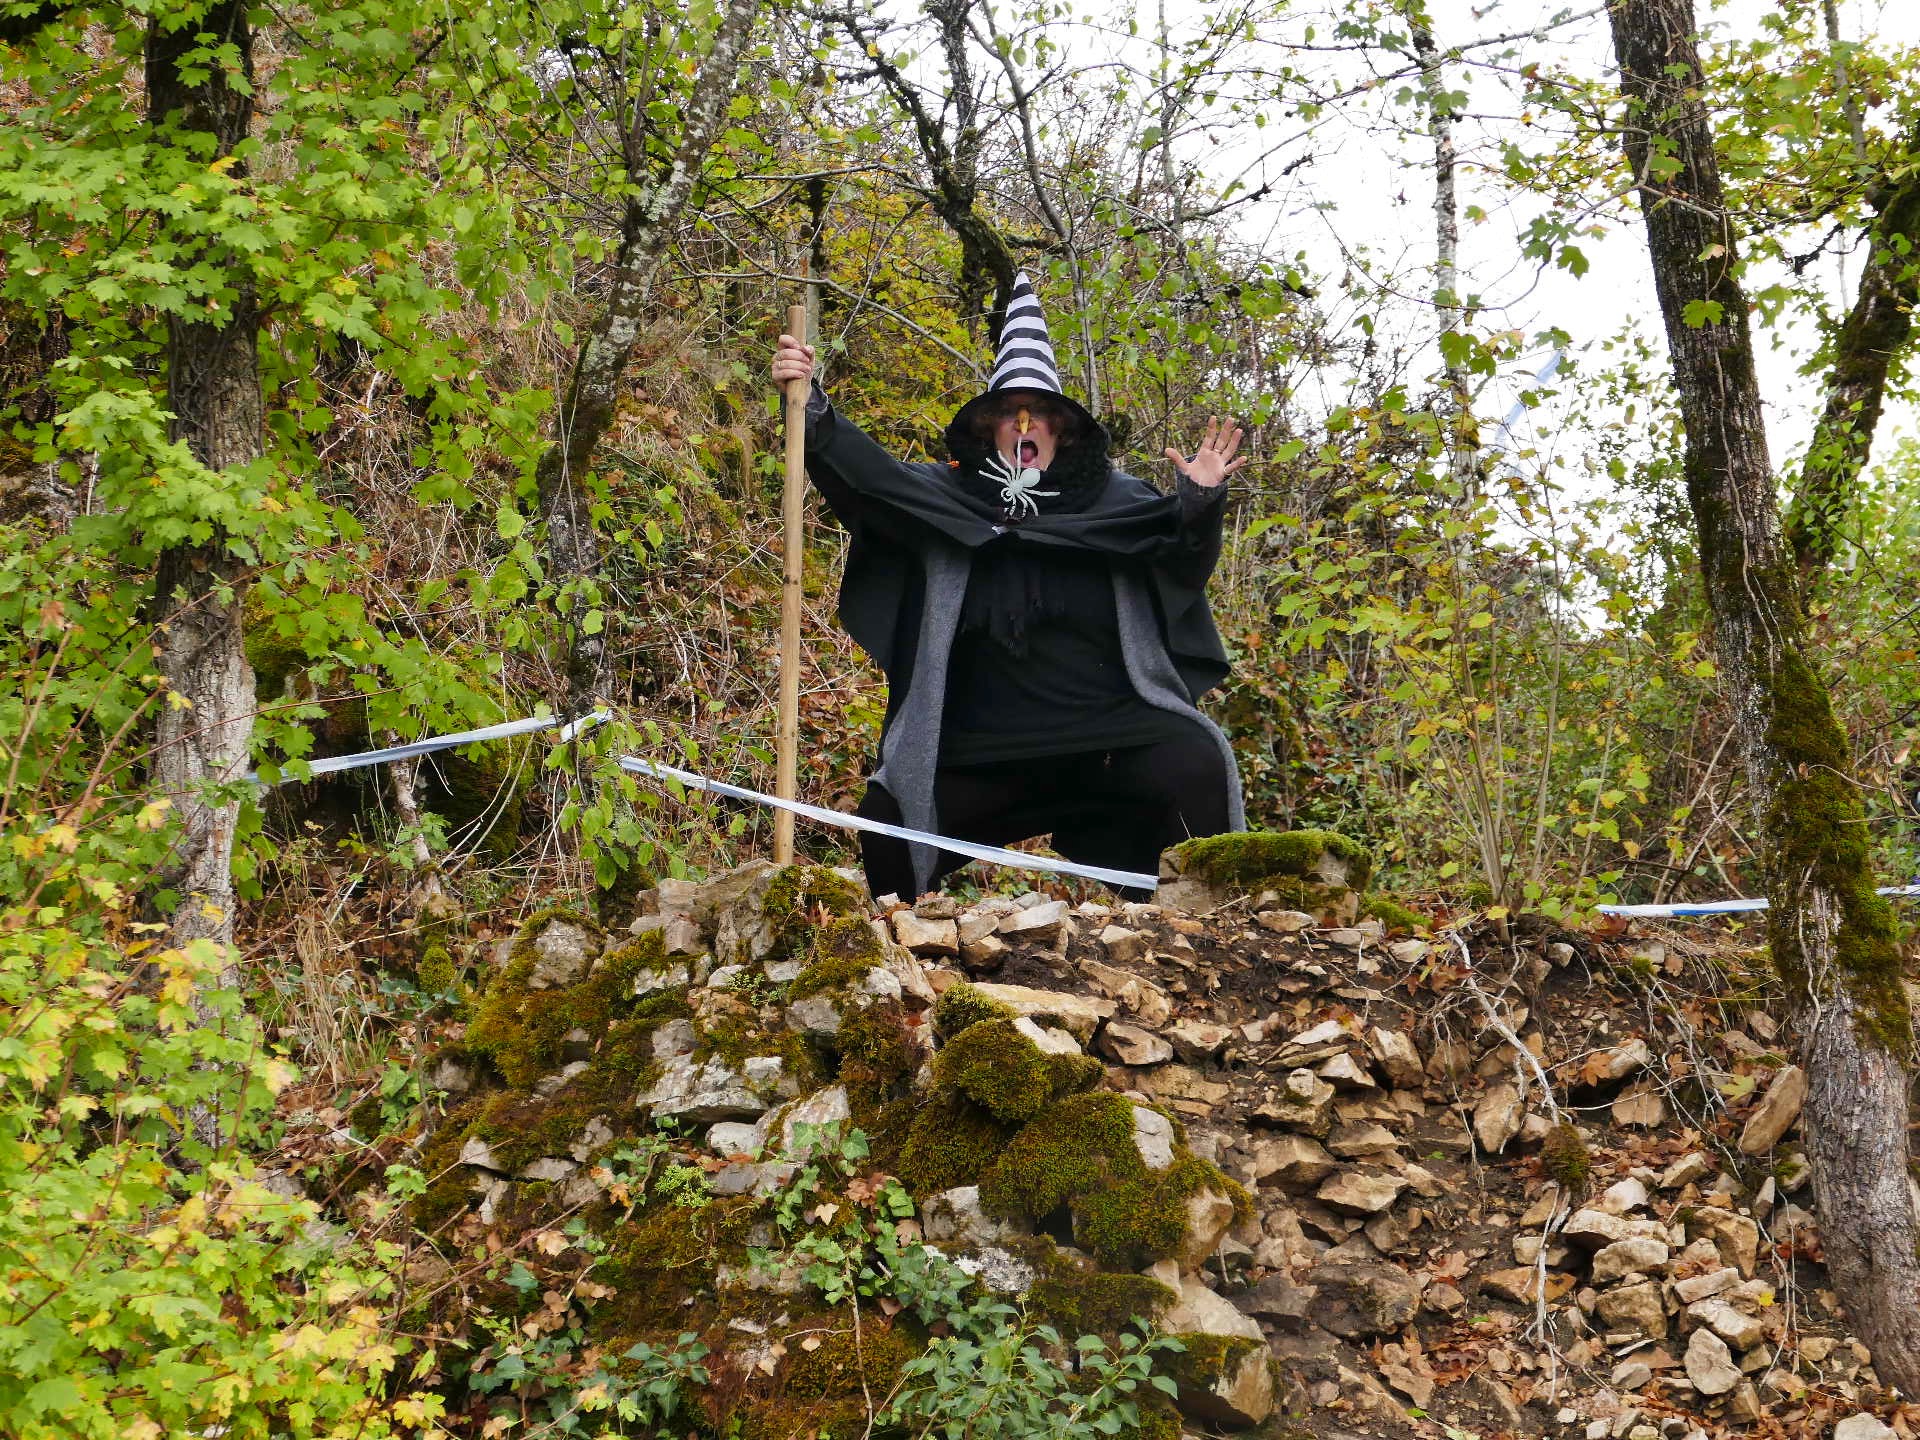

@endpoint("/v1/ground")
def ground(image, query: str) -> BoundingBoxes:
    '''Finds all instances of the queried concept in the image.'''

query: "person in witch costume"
[770,273,1248,900]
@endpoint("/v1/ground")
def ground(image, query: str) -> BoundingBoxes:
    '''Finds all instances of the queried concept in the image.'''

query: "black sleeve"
[1161,474,1229,587]
[803,388,941,545]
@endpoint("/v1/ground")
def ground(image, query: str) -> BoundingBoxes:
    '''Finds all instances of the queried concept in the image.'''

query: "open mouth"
[1019,439,1039,466]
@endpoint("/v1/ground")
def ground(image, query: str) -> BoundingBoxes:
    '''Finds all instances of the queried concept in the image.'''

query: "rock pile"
[317,830,1897,1440]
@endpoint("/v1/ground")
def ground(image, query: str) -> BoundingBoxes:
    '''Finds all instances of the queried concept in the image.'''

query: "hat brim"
[947,387,1104,451]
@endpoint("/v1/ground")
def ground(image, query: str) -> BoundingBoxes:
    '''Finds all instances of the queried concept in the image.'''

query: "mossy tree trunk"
[1782,122,1920,585]
[146,0,260,972]
[533,0,760,717]
[1610,0,1920,1391]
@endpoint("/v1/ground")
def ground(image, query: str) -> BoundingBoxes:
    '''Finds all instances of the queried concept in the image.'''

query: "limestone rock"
[1673,1267,1741,1304]
[639,1056,768,1124]
[1833,1418,1897,1440]
[1473,1082,1524,1154]
[1305,1260,1422,1338]
[1326,1122,1399,1160]
[1660,1151,1714,1190]
[1367,1027,1424,1088]
[1143,1064,1232,1108]
[1099,1021,1173,1067]
[967,983,1113,1042]
[1685,1326,1741,1395]
[1738,1064,1807,1154]
[950,1245,1036,1294]
[458,1137,503,1171]
[706,1119,768,1157]
[998,899,1069,943]
[921,1185,1022,1245]
[1250,1134,1338,1188]
[518,1156,577,1183]
[891,910,958,957]
[1599,1176,1650,1214]
[1255,909,1317,934]
[1590,1236,1669,1283]
[632,958,694,998]
[1158,1271,1273,1425]
[1131,1104,1177,1171]
[1078,958,1173,1026]
[428,1054,475,1094]
[961,933,1009,969]
[1593,1280,1668,1340]
[1165,1019,1233,1063]
[1317,1051,1377,1090]
[1098,924,1148,963]
[1689,1296,1766,1350]
[1688,1208,1762,1276]
[1175,1187,1238,1269]
[779,1085,851,1152]
[1563,1208,1632,1248]
[709,1160,797,1199]
[523,917,602,991]
[651,1017,696,1060]
[1011,1014,1081,1056]
[1316,1168,1407,1215]
[1273,1018,1356,1067]
[784,994,842,1036]
[1254,1068,1336,1136]
[1480,1267,1575,1305]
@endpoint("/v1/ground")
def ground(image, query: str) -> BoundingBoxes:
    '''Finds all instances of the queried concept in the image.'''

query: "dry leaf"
[533,1230,567,1256]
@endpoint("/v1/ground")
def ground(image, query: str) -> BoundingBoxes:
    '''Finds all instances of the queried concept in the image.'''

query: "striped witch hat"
[949,271,1099,443]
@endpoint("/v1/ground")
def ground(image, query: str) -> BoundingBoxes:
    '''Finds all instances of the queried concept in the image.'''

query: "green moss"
[1026,1243,1177,1339]
[1541,1123,1591,1191]
[1758,645,1912,1052]
[781,1323,917,1399]
[788,915,887,999]
[838,1004,920,1133]
[895,1090,1021,1196]
[1173,828,1374,894]
[465,920,644,1089]
[1360,894,1426,935]
[417,943,457,996]
[934,1019,1064,1125]
[1160,1333,1263,1404]
[932,981,1017,1040]
[346,1094,384,1140]
[589,1194,757,1340]
[761,865,867,964]
[979,1092,1252,1270]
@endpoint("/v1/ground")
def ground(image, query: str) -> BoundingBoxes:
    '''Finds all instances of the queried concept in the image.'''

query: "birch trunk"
[146,0,260,970]
[1610,0,1920,1389]
[533,0,760,716]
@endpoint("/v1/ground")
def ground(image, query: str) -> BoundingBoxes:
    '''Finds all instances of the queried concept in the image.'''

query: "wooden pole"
[775,301,808,864]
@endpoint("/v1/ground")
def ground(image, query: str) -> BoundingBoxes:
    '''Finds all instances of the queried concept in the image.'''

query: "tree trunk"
[1610,0,1920,1390]
[146,0,261,968]
[1784,130,1920,582]
[533,0,760,716]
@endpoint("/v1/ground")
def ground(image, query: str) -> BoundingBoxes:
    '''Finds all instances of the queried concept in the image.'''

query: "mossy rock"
[788,914,889,1000]
[931,981,1017,1041]
[979,1091,1251,1271]
[1160,830,1372,918]
[1160,1333,1274,1428]
[1360,893,1426,935]
[895,1089,1022,1197]
[759,865,868,964]
[934,1018,1101,1125]
[1541,1122,1591,1191]
[1024,1239,1178,1340]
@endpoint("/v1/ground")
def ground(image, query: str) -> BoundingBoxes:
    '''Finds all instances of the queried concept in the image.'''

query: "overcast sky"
[1201,0,1920,486]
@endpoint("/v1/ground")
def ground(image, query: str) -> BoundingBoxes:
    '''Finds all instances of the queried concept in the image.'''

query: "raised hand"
[771,333,815,389]
[1164,416,1248,489]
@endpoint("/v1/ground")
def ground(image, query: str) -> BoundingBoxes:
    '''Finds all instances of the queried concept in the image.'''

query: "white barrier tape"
[251,710,608,785]
[619,756,1160,892]
[1598,885,1920,919]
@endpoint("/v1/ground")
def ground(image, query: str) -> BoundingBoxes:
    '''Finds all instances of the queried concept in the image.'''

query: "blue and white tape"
[254,709,1157,890]
[618,756,1158,891]
[1597,885,1920,919]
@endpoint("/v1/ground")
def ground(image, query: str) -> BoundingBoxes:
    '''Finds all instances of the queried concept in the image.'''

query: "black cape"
[803,400,1233,730]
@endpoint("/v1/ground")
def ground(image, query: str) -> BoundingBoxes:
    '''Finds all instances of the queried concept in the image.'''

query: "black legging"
[855,727,1231,901]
